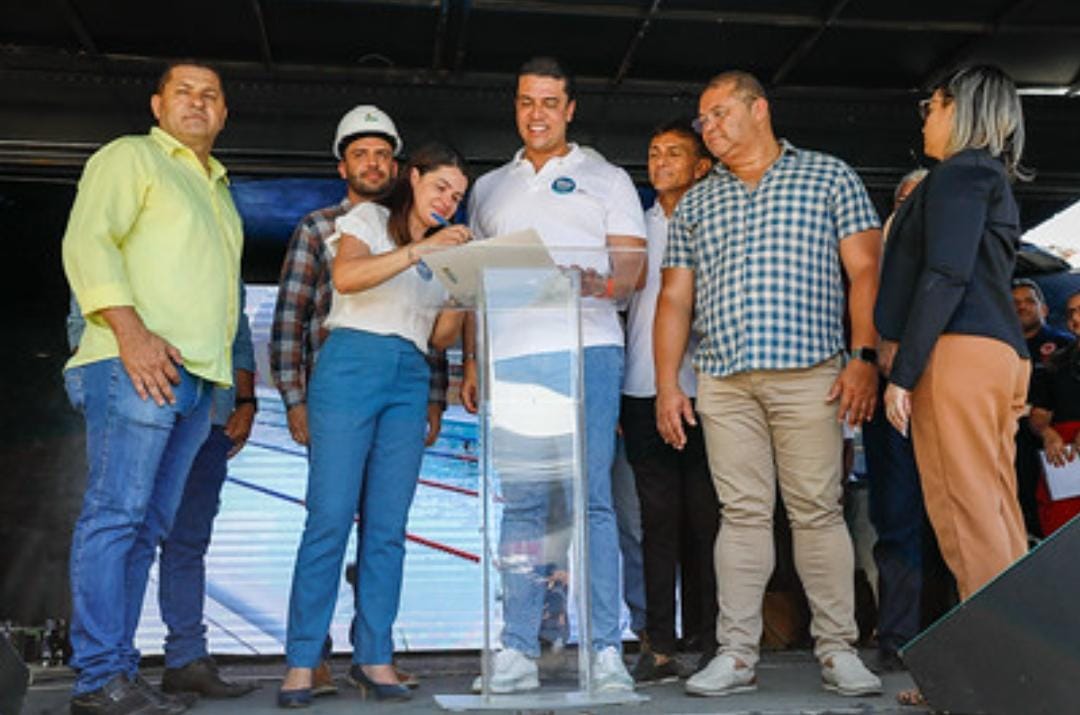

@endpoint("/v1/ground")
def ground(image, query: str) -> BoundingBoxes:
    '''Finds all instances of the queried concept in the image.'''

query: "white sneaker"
[591,646,634,692]
[470,648,540,694]
[821,651,883,696]
[685,654,757,696]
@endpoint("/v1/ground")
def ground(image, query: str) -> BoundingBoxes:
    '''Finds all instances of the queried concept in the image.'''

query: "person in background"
[862,168,931,673]
[1028,289,1080,535]
[277,142,469,707]
[1012,277,1073,538]
[622,118,718,686]
[62,60,241,715]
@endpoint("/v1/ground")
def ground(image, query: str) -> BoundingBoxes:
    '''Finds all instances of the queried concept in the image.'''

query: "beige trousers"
[911,335,1030,600]
[697,355,857,666]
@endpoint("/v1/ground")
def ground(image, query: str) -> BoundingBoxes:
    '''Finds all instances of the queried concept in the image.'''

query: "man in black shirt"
[1012,278,1073,538]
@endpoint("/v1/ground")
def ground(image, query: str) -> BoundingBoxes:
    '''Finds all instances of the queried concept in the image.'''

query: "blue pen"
[413,213,449,281]
[431,212,450,227]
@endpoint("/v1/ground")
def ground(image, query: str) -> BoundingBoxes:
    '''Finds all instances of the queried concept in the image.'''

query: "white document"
[420,229,555,306]
[1041,450,1080,500]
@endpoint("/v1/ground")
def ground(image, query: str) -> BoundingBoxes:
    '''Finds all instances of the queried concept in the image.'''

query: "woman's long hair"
[383,141,468,247]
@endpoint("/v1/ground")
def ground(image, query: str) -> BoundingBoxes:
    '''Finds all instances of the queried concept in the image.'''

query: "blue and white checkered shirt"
[664,140,880,378]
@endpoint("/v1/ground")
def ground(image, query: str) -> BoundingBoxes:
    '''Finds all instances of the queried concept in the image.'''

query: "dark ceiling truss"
[770,0,853,86]
[612,0,662,87]
[432,0,450,71]
[467,0,1080,35]
[249,0,276,70]
[55,0,100,60]
[919,0,1039,90]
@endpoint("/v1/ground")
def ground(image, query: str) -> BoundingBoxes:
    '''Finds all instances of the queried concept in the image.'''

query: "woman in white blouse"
[279,143,469,706]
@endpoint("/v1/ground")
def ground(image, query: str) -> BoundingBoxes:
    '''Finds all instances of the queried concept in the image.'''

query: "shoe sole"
[822,681,883,697]
[633,674,680,687]
[685,682,757,697]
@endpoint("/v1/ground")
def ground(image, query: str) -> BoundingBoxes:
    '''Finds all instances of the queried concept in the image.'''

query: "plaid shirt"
[269,197,448,409]
[665,140,879,378]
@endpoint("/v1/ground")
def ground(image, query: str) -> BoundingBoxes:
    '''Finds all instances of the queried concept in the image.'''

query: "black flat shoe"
[162,656,257,698]
[347,665,412,702]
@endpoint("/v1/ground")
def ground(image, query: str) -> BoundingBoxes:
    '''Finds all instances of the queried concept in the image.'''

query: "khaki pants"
[697,355,856,666]
[911,335,1029,600]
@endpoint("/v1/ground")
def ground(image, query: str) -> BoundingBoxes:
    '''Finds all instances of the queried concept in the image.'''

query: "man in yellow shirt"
[62,61,242,715]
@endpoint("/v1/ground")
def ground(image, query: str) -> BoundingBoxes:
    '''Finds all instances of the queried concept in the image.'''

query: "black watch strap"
[235,396,258,411]
[852,347,878,364]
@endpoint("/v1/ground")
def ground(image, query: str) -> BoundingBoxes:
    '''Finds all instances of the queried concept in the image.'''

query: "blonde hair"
[936,65,1031,181]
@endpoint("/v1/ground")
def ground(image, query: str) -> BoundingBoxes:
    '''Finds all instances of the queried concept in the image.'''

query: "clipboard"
[1041,450,1080,500]
[420,229,555,305]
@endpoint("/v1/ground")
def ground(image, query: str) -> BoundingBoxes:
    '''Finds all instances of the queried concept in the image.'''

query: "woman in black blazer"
[875,65,1031,603]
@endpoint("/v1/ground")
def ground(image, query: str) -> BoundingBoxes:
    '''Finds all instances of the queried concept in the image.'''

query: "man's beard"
[350,174,393,199]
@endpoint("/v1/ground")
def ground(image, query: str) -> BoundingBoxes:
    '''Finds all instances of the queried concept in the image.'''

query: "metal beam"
[56,0,100,58]
[771,0,853,86]
[612,0,662,87]
[249,0,276,70]
[432,0,450,70]
[468,0,1080,35]
[452,0,472,73]
[921,0,1041,89]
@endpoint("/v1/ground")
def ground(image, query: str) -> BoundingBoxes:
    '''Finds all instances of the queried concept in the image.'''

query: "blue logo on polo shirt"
[551,177,576,194]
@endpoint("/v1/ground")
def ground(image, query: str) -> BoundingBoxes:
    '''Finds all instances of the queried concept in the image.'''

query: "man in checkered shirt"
[655,71,884,698]
[269,104,442,692]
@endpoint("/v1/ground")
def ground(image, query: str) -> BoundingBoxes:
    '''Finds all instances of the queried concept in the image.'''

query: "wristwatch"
[851,347,878,364]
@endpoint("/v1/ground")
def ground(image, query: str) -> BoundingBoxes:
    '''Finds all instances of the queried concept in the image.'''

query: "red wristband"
[604,276,615,298]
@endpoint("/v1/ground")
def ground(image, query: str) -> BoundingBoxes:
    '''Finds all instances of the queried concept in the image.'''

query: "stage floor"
[24,649,929,714]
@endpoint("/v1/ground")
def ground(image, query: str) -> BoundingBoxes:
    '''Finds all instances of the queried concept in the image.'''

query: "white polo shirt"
[468,144,646,359]
[324,202,446,354]
[623,202,699,398]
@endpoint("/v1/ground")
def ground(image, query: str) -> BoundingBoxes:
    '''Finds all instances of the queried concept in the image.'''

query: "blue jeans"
[494,346,624,656]
[159,425,232,669]
[286,329,429,667]
[65,358,212,695]
[611,437,646,634]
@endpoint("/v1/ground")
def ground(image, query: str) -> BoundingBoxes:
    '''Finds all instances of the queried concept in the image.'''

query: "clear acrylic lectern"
[434,245,647,711]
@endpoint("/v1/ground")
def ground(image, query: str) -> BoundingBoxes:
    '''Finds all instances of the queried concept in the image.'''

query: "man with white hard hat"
[269,104,443,694]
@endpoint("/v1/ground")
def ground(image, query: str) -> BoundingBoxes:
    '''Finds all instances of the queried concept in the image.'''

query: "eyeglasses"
[918,92,952,120]
[692,105,735,134]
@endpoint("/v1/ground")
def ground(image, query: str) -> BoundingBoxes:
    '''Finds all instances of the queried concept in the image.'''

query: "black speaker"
[0,634,29,715]
[903,515,1080,715]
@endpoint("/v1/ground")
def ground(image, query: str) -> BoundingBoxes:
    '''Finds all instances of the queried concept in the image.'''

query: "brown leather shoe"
[311,660,338,697]
[161,657,256,699]
[394,666,420,690]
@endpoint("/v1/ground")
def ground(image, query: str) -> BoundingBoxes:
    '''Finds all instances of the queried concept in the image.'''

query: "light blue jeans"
[494,346,624,656]
[65,358,212,695]
[285,329,429,667]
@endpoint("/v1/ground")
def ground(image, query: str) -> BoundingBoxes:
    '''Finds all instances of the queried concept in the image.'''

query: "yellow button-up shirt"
[63,127,243,386]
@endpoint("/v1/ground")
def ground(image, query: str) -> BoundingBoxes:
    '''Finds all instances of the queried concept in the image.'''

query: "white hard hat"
[333,105,402,159]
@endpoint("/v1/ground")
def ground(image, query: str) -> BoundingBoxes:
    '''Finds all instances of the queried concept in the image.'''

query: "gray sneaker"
[591,646,634,692]
[685,654,756,697]
[821,651,883,696]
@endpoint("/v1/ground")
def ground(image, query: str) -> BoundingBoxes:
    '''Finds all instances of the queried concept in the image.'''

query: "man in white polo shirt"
[462,56,646,693]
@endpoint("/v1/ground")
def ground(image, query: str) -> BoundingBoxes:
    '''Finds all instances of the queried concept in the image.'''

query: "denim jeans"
[286,329,429,667]
[494,346,624,656]
[158,425,232,669]
[65,358,212,695]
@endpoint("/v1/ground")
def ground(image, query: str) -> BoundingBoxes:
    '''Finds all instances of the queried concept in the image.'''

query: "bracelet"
[235,396,258,412]
[462,352,477,362]
[603,276,615,299]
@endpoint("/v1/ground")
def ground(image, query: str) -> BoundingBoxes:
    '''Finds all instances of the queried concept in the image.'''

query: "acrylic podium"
[430,242,647,711]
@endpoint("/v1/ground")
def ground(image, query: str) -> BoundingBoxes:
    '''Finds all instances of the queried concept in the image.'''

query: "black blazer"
[875,148,1029,390]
